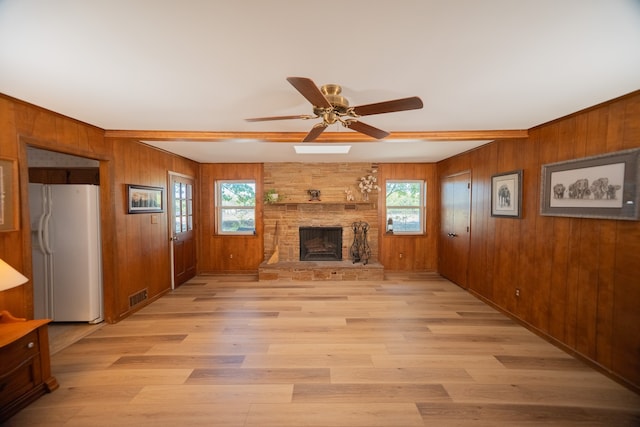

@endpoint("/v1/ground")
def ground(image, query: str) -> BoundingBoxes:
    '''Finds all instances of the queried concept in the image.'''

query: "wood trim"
[104,130,528,142]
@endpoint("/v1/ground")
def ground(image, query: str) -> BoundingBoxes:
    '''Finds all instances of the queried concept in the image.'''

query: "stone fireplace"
[259,162,384,280]
[299,226,342,261]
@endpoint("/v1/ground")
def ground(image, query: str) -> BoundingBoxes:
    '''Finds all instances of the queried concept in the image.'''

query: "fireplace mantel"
[266,201,376,208]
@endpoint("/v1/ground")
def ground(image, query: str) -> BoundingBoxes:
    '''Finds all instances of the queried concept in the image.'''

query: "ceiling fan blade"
[346,120,390,139]
[245,114,314,122]
[303,123,328,142]
[286,77,332,109]
[352,96,423,117]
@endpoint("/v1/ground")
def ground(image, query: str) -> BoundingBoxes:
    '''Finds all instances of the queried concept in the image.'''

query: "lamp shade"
[0,258,28,292]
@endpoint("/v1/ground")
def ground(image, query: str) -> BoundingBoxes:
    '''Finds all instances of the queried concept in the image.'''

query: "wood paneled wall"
[108,138,198,320]
[0,94,198,323]
[377,163,439,271]
[437,91,640,391]
[0,95,109,319]
[198,163,264,273]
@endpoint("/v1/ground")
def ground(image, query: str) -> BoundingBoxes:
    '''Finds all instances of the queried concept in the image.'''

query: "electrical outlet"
[399,253,403,259]
[229,254,233,259]
[515,288,520,297]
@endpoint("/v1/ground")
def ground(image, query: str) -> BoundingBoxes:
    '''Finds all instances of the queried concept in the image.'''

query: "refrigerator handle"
[43,187,54,255]
[36,186,48,254]
[43,211,53,254]
[37,212,47,253]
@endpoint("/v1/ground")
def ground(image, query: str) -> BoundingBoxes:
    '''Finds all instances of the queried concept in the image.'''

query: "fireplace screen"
[299,227,342,261]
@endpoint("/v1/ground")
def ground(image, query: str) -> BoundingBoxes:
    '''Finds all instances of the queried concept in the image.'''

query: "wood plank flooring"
[5,273,640,426]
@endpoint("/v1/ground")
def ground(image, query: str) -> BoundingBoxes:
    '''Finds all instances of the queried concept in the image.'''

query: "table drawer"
[0,356,39,407]
[0,330,39,373]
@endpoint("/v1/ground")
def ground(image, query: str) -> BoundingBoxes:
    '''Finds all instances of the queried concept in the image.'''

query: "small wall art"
[127,184,164,214]
[491,170,522,218]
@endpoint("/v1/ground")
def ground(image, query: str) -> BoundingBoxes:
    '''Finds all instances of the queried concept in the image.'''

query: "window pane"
[220,208,255,232]
[216,180,256,234]
[386,182,421,206]
[220,182,256,207]
[387,208,422,232]
[386,180,425,234]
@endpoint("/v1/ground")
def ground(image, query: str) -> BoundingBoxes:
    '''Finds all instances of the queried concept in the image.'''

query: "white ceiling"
[2,0,639,163]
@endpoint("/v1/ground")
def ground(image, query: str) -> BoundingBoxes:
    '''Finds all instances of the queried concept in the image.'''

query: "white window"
[216,180,256,235]
[385,180,426,234]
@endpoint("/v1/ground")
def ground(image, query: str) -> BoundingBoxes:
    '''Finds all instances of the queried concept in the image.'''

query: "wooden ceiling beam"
[104,129,528,142]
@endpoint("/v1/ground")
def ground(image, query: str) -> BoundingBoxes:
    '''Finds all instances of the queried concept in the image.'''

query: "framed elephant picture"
[540,148,640,220]
[491,170,522,218]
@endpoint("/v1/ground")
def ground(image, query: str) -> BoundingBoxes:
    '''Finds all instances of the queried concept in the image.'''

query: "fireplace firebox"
[299,227,342,261]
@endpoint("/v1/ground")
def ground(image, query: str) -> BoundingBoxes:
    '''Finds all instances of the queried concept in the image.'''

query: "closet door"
[439,171,471,288]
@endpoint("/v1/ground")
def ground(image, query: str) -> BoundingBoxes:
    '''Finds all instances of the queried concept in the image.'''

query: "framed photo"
[127,184,164,214]
[491,170,522,218]
[0,158,19,232]
[540,148,640,220]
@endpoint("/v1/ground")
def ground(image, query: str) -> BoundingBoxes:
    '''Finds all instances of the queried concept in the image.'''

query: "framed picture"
[491,170,522,218]
[127,184,164,214]
[540,148,640,220]
[0,158,19,232]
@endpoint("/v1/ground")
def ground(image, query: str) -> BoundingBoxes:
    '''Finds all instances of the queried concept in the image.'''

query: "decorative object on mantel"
[386,217,394,234]
[350,221,371,265]
[345,188,355,202]
[358,169,380,202]
[264,189,279,204]
[307,189,321,201]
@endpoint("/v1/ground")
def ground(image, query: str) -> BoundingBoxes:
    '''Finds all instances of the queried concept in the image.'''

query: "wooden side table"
[0,316,59,422]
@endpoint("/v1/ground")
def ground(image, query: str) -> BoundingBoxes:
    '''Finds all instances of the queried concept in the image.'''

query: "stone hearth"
[258,260,384,281]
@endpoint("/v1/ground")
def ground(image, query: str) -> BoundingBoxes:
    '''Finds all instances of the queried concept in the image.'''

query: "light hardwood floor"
[5,273,640,426]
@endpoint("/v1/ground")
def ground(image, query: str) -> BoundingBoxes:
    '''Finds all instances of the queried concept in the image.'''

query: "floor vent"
[129,288,148,308]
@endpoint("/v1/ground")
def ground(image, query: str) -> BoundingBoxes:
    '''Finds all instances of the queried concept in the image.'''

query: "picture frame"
[540,148,640,220]
[0,158,19,232]
[127,184,164,214]
[491,170,522,218]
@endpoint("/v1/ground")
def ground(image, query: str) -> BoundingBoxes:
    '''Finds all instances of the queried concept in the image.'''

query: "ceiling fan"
[246,77,424,142]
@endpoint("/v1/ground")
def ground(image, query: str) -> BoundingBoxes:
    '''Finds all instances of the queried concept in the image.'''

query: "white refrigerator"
[29,183,103,323]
